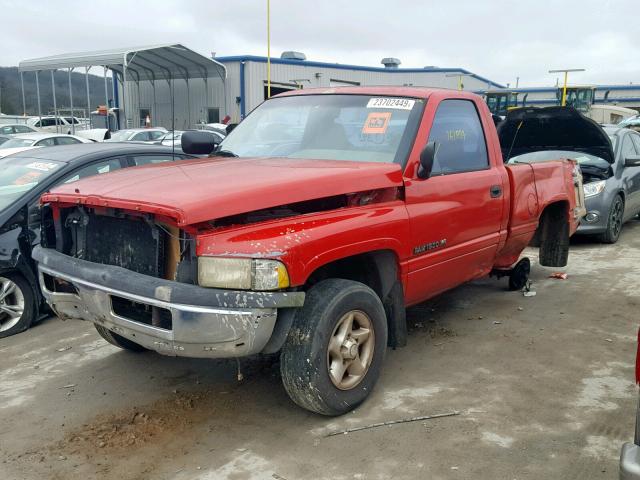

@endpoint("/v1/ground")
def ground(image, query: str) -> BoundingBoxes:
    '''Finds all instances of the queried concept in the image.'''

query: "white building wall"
[241,61,496,116]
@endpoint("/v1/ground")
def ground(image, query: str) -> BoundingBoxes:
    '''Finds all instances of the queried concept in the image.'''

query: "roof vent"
[381,57,401,69]
[281,51,306,61]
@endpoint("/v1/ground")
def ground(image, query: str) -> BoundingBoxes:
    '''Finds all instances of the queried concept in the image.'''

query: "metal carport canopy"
[18,43,227,81]
[19,44,226,131]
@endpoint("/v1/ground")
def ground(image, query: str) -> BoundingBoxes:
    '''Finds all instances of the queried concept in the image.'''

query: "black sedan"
[0,143,192,338]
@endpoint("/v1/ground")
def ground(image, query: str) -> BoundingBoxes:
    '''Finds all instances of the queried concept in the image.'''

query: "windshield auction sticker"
[362,112,392,134]
[26,162,59,172]
[366,98,415,110]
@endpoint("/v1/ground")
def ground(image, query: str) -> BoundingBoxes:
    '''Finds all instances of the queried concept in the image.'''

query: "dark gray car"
[576,127,640,242]
[501,107,640,243]
[0,143,193,338]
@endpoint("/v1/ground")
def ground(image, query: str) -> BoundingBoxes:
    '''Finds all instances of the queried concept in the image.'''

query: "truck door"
[404,98,504,305]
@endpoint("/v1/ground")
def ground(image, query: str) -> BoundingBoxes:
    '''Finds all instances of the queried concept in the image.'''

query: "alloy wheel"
[327,310,375,390]
[611,197,624,239]
[0,277,25,333]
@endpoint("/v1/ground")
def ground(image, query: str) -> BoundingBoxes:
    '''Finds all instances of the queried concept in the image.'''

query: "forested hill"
[0,66,113,116]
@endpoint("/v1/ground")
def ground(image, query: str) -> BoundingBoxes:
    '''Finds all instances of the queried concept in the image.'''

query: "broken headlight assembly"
[583,180,606,198]
[197,257,290,291]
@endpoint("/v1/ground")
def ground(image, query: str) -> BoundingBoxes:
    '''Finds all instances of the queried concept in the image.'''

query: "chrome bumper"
[34,247,304,359]
[621,443,640,479]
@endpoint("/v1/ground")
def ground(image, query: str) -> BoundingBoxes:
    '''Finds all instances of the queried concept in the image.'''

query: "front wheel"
[599,195,624,244]
[0,273,36,339]
[280,279,388,416]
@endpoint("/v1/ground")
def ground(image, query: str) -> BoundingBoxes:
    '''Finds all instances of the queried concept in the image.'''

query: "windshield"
[558,88,594,112]
[108,130,135,141]
[0,138,36,148]
[618,116,640,127]
[508,150,609,169]
[0,157,63,210]
[220,94,424,163]
[486,93,517,116]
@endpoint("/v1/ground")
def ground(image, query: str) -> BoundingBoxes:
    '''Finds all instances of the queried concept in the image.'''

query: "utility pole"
[548,68,585,106]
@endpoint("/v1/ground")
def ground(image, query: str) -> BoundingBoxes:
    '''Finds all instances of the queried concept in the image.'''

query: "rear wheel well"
[304,250,407,348]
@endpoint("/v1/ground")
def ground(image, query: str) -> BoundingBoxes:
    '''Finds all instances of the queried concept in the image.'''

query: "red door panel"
[404,169,503,305]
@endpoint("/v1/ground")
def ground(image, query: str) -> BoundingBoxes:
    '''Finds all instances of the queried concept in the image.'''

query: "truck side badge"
[413,239,447,255]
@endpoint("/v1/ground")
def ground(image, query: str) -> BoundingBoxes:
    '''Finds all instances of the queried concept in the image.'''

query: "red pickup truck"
[34,87,589,415]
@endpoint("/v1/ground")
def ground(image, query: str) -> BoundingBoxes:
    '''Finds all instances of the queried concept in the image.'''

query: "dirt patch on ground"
[53,390,211,456]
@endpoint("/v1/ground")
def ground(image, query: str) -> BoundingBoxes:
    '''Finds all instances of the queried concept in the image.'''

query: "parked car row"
[0,133,92,158]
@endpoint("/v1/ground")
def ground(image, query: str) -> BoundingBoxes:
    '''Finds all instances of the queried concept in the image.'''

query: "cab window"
[629,133,640,156]
[132,132,150,141]
[148,131,165,140]
[427,99,489,175]
[132,154,182,166]
[55,137,82,145]
[62,158,124,184]
[621,135,637,161]
[35,138,56,146]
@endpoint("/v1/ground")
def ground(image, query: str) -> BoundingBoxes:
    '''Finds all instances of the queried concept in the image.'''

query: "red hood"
[44,157,404,226]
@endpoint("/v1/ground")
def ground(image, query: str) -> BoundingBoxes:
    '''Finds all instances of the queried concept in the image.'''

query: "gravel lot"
[2,220,639,480]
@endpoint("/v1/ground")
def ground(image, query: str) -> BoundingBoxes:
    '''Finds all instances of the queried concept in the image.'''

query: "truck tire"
[0,272,37,339]
[599,195,624,244]
[538,206,570,267]
[280,279,388,416]
[94,324,147,352]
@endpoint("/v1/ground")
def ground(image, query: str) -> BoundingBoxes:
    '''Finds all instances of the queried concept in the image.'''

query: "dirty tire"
[94,324,147,352]
[538,207,570,267]
[0,272,36,339]
[599,195,624,244]
[280,279,387,416]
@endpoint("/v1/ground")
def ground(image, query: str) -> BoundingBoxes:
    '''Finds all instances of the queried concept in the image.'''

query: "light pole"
[445,73,474,91]
[548,68,585,106]
[266,0,271,99]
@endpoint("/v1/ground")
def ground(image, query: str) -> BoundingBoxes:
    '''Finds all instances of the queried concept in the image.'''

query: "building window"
[329,79,360,87]
[139,108,151,127]
[208,108,220,123]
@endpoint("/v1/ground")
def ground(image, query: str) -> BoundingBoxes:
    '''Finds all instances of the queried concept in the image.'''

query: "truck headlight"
[583,180,606,198]
[197,257,290,291]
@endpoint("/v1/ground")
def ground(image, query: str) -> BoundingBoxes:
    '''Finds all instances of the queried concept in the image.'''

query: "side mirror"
[417,141,437,179]
[624,154,640,167]
[181,130,218,155]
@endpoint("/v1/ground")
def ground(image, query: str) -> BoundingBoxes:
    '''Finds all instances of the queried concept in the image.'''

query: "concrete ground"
[1,221,639,480]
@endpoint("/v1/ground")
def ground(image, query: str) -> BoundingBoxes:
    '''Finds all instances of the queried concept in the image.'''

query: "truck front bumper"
[621,443,640,479]
[32,246,305,359]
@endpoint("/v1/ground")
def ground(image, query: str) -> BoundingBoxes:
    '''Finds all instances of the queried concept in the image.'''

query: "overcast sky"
[1,0,636,87]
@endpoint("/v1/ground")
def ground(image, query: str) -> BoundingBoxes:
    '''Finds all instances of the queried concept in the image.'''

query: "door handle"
[490,185,502,198]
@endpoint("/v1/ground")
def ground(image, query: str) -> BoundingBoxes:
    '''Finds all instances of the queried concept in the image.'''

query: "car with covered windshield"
[0,143,192,338]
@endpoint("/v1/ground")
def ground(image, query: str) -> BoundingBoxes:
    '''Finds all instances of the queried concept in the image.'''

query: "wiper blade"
[213,149,238,157]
